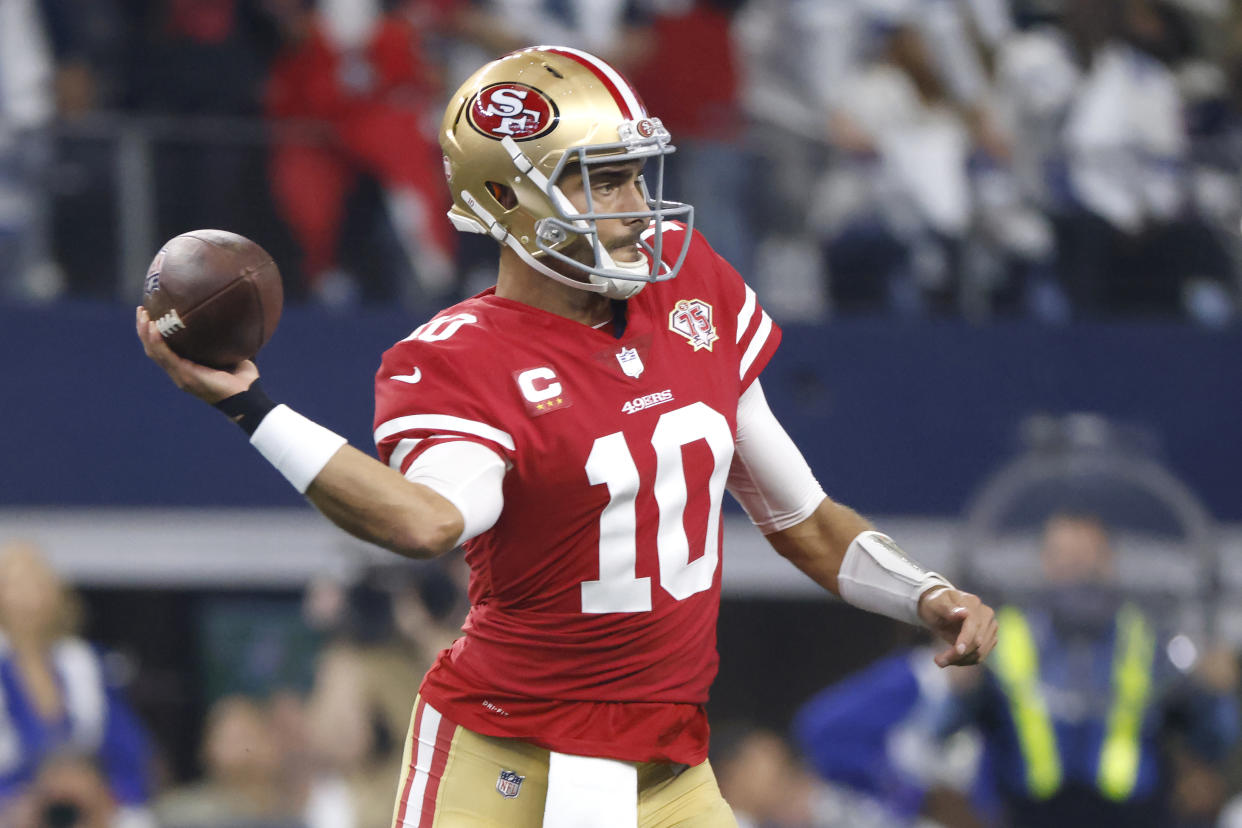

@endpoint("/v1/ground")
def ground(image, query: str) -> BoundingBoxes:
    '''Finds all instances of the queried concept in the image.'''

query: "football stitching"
[169,241,273,315]
[243,268,266,355]
[178,278,259,363]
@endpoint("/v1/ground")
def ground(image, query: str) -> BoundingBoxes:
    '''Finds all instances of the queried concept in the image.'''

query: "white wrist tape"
[250,405,347,494]
[837,531,953,626]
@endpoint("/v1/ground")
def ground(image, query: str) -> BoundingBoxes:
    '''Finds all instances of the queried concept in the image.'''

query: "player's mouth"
[608,235,645,262]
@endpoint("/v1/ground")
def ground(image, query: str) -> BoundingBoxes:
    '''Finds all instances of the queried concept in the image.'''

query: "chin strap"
[501,226,648,300]
[590,244,649,299]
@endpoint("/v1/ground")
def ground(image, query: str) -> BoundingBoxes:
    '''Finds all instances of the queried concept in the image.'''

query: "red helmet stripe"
[542,46,645,120]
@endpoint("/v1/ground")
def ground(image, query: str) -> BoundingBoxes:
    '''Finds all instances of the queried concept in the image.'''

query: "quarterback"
[138,47,996,827]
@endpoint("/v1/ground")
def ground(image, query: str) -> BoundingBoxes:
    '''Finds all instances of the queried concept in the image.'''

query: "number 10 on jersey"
[581,402,733,613]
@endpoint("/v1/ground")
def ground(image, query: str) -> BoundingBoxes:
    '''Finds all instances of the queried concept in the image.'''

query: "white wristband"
[837,530,953,626]
[250,404,347,494]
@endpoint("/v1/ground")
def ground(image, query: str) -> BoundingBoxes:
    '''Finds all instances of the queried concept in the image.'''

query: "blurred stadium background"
[3,0,1242,825]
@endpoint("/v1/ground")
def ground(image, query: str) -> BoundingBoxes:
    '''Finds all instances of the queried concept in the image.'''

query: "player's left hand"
[918,587,997,668]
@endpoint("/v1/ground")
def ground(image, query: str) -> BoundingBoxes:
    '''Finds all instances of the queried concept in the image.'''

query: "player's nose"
[619,179,648,215]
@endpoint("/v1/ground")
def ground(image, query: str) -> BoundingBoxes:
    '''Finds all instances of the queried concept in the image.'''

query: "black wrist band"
[214,379,277,436]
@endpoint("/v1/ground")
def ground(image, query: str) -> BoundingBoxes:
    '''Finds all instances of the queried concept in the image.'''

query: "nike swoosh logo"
[390,367,422,384]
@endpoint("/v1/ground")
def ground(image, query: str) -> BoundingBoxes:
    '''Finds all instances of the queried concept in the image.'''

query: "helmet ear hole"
[486,181,518,210]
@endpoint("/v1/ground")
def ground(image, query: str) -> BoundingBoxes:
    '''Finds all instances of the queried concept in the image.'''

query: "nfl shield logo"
[496,769,524,799]
[144,249,166,296]
[615,347,644,379]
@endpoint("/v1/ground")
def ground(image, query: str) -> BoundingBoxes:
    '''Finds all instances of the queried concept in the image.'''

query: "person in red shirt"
[265,0,456,302]
[138,45,996,827]
[628,0,752,276]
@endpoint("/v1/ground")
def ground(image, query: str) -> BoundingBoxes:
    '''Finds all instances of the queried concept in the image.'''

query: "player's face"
[1040,515,1114,585]
[560,160,649,264]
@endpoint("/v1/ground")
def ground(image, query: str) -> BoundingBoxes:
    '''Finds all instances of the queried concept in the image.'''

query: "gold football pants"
[391,695,737,827]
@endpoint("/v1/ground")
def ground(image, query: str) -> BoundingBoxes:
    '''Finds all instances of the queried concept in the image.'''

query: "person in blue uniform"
[932,513,1238,827]
[0,542,153,824]
[793,638,993,826]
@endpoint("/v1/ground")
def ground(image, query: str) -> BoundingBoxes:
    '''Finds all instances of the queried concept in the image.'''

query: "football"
[142,230,283,369]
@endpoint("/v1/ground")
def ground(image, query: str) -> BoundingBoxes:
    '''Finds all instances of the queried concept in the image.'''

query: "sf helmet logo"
[469,83,559,141]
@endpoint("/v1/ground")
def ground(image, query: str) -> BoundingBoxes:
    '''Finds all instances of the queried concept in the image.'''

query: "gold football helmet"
[439,46,694,299]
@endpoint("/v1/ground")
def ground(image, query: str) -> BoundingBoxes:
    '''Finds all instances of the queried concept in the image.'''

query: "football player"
[137,46,997,828]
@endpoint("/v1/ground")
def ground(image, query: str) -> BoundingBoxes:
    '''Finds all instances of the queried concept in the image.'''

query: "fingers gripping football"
[136,306,258,403]
[919,587,998,668]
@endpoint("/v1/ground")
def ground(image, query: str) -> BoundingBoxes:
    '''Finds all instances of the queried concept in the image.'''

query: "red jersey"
[373,228,780,764]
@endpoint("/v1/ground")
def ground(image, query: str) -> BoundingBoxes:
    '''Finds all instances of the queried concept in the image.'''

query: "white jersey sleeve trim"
[389,437,422,471]
[374,414,516,451]
[736,285,757,343]
[404,441,506,545]
[387,433,489,472]
[738,311,774,380]
[640,220,687,240]
[727,380,826,534]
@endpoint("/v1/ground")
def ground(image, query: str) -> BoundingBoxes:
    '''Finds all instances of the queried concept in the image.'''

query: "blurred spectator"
[15,0,1242,315]
[711,723,804,827]
[712,721,905,827]
[932,513,1240,827]
[733,0,848,320]
[302,563,464,828]
[736,0,1012,318]
[992,0,1236,322]
[816,21,979,316]
[125,0,278,116]
[0,0,66,302]
[452,0,650,70]
[154,694,304,827]
[629,0,753,280]
[0,541,155,826]
[42,0,127,301]
[117,1,293,298]
[9,756,121,828]
[266,690,316,818]
[799,2,1055,320]
[792,643,985,826]
[264,0,456,307]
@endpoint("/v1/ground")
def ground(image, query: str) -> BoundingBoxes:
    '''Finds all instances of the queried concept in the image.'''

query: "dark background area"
[77,586,899,784]
[4,305,1238,518]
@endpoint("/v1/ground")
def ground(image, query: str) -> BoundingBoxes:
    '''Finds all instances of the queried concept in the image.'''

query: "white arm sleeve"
[728,383,954,625]
[403,441,506,546]
[727,380,827,534]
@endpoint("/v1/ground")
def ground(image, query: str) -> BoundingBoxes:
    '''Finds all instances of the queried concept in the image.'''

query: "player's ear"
[486,181,518,210]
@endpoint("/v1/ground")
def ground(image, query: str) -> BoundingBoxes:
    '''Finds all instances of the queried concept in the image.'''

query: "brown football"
[142,230,283,369]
